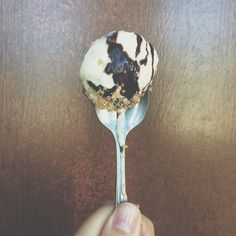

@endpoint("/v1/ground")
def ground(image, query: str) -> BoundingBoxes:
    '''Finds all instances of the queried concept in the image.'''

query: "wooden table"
[0,1,236,235]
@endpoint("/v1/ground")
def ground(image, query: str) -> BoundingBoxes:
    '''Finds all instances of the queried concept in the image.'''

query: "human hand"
[74,202,155,236]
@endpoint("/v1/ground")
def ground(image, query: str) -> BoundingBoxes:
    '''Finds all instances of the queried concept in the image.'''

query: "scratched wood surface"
[0,0,236,235]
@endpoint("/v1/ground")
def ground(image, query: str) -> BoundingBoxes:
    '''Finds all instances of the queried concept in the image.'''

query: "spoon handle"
[120,144,127,203]
[115,136,127,206]
[115,112,128,207]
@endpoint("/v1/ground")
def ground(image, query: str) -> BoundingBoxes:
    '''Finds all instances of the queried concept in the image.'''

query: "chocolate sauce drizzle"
[105,31,140,99]
[140,42,148,65]
[149,42,155,79]
[136,33,143,57]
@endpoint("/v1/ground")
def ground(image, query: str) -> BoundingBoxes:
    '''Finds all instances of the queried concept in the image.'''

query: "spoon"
[95,92,149,206]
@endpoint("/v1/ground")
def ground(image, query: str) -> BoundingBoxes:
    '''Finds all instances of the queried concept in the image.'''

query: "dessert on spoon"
[80,30,158,206]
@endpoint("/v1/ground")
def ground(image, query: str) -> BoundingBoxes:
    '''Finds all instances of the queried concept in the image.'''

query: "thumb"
[101,202,141,236]
[74,203,114,236]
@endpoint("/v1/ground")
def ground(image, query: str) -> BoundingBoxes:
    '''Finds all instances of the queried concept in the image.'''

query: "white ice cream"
[80,30,158,110]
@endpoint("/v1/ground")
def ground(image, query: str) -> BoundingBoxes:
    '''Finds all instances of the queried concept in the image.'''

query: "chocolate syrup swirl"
[136,33,142,57]
[105,31,140,99]
[140,42,148,65]
[149,42,155,79]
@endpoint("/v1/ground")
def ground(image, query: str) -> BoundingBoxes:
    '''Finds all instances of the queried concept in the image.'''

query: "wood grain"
[0,0,236,235]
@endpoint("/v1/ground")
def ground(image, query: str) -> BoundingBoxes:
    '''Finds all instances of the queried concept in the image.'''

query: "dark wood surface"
[1,1,236,235]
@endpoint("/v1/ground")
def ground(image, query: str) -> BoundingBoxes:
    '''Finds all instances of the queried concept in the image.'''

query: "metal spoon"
[95,92,149,206]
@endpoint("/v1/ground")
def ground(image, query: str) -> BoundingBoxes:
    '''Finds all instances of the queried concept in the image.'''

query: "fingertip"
[113,202,141,233]
[101,202,142,235]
